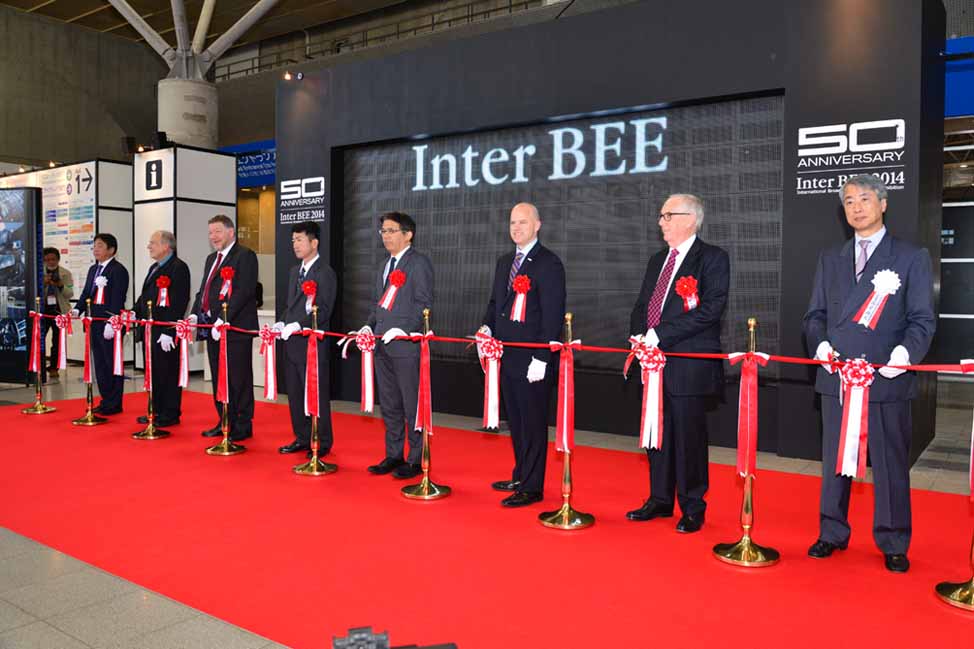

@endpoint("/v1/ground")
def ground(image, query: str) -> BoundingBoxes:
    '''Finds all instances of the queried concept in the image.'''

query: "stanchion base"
[293,457,338,476]
[538,503,595,530]
[72,412,108,426]
[205,438,247,456]
[935,578,974,611]
[713,535,780,567]
[401,475,451,500]
[22,402,56,415]
[132,425,170,440]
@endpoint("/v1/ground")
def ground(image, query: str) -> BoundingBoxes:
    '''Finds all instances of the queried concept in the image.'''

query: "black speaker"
[153,131,169,149]
[120,136,137,155]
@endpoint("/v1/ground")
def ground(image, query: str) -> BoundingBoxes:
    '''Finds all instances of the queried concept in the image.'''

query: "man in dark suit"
[362,212,434,480]
[189,214,259,441]
[481,202,566,507]
[803,174,935,573]
[132,230,191,426]
[276,221,338,458]
[625,194,729,533]
[73,233,130,415]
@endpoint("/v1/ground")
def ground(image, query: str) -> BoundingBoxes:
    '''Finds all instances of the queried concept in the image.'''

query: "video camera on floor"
[332,626,457,649]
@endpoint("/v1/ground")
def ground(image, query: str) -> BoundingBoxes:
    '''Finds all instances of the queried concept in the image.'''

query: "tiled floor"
[0,368,971,648]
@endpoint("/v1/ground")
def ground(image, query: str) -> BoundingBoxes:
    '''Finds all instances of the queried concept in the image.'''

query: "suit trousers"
[500,351,553,494]
[205,335,255,432]
[91,321,124,410]
[148,341,182,421]
[284,348,333,449]
[374,345,422,464]
[819,395,912,554]
[647,393,709,517]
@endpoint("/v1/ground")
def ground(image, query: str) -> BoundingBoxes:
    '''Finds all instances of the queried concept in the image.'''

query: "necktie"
[296,266,307,296]
[384,256,397,288]
[201,252,223,314]
[646,249,679,330]
[855,240,870,283]
[94,263,104,278]
[508,252,524,291]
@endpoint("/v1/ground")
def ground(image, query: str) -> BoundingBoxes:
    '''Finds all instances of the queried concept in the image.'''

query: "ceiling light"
[284,71,292,81]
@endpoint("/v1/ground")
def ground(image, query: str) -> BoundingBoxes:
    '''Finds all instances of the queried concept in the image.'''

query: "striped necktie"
[508,252,524,291]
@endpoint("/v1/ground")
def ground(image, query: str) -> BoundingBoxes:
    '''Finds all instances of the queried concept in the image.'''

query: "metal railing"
[214,0,547,82]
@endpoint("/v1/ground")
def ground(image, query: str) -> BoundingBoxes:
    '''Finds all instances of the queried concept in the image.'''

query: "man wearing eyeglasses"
[625,194,729,534]
[360,212,434,480]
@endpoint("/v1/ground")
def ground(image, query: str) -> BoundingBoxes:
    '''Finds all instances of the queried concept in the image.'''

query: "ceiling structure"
[0,0,410,51]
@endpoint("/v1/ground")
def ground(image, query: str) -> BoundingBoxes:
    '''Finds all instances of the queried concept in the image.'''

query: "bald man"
[481,203,566,507]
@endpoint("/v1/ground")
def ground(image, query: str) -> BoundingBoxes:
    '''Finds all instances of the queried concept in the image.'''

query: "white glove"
[69,309,79,318]
[382,327,407,345]
[158,333,174,352]
[187,314,198,325]
[103,325,115,340]
[359,324,373,335]
[281,322,302,341]
[478,325,491,337]
[272,321,285,333]
[526,357,547,383]
[211,317,224,341]
[475,325,492,363]
[643,328,660,347]
[879,345,910,379]
[814,341,835,374]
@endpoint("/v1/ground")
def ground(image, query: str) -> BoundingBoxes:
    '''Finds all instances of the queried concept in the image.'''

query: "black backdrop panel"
[0,188,40,383]
[342,97,784,374]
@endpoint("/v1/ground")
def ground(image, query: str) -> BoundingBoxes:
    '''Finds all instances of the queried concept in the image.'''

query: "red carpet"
[1,391,973,648]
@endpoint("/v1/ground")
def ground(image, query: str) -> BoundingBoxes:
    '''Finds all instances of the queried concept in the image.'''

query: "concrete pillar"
[158,78,219,149]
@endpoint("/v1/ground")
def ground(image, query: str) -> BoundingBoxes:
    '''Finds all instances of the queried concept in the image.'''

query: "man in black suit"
[132,230,191,426]
[189,214,259,441]
[362,212,434,480]
[481,202,566,507]
[803,174,935,573]
[625,194,729,533]
[73,233,130,415]
[276,221,338,458]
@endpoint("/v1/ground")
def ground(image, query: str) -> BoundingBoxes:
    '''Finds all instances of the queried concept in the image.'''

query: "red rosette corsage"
[220,267,235,281]
[388,269,406,288]
[302,280,317,296]
[509,274,531,322]
[674,275,699,311]
[155,276,171,289]
[512,274,531,295]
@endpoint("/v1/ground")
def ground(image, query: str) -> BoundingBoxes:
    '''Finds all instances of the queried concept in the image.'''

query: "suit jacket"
[629,238,729,396]
[190,242,260,340]
[283,257,338,364]
[75,257,129,319]
[803,233,935,402]
[366,247,434,358]
[483,241,566,365]
[134,255,191,339]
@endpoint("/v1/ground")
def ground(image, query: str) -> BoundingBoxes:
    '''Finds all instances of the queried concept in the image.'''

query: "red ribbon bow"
[512,274,531,294]
[258,325,280,400]
[675,276,699,311]
[156,276,171,288]
[728,351,770,477]
[549,339,581,452]
[174,319,193,388]
[388,269,406,287]
[410,331,435,433]
[215,320,231,403]
[303,328,326,416]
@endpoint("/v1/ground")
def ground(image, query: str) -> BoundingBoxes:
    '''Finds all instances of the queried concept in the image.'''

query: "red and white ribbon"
[54,313,72,370]
[215,321,230,404]
[378,269,406,310]
[837,358,875,479]
[82,316,93,384]
[156,276,171,307]
[728,351,770,477]
[258,325,280,400]
[675,276,699,312]
[218,267,234,301]
[303,328,326,416]
[476,331,503,429]
[625,337,666,450]
[93,276,107,305]
[302,280,317,314]
[174,319,193,388]
[108,310,135,376]
[549,339,581,453]
[510,275,530,323]
[962,359,974,501]
[142,319,153,392]
[854,269,900,330]
[410,330,434,433]
[27,311,42,374]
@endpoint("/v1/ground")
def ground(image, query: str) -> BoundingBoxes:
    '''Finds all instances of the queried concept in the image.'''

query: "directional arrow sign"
[82,167,93,192]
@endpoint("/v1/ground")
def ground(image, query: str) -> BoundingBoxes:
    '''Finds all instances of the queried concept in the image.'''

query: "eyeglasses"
[379,228,403,235]
[658,211,692,222]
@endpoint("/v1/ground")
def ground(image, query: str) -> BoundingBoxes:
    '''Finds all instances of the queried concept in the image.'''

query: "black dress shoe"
[676,513,705,533]
[501,491,543,507]
[392,463,422,479]
[154,418,180,427]
[98,407,122,416]
[201,425,222,437]
[491,479,521,492]
[306,447,331,459]
[807,539,848,558]
[884,553,910,573]
[229,429,253,442]
[92,405,104,414]
[626,499,674,521]
[279,440,310,454]
[137,416,149,424]
[367,457,404,474]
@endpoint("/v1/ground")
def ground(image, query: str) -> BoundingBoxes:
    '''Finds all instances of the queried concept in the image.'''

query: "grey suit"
[366,247,434,463]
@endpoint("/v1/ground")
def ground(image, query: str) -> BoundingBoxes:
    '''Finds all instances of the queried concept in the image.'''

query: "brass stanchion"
[402,308,451,500]
[133,301,170,440]
[539,313,594,530]
[935,528,974,610]
[713,318,779,567]
[294,305,337,476]
[206,303,246,456]
[73,299,108,426]
[22,297,56,415]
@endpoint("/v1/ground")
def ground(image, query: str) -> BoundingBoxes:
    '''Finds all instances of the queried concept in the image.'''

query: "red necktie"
[646,249,678,329]
[201,252,223,315]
